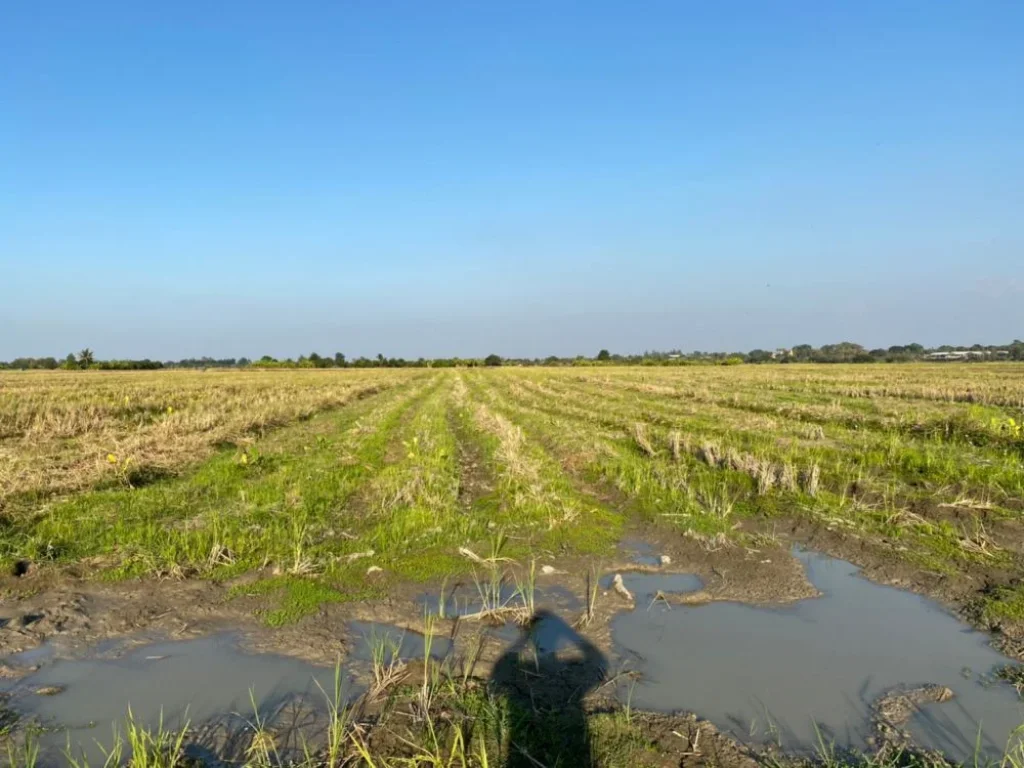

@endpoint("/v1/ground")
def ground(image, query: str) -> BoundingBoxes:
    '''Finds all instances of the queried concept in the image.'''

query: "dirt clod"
[872,684,955,750]
[0,663,26,679]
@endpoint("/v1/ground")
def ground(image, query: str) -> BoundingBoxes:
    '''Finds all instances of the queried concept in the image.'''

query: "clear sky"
[2,1,1022,360]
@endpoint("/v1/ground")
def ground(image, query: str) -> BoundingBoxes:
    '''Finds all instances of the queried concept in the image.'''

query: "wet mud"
[3,525,1024,766]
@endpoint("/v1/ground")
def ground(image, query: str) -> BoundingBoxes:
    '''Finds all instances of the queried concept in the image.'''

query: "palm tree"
[77,348,95,368]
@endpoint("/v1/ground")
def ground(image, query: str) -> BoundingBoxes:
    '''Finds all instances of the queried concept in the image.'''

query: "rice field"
[0,369,416,512]
[2,364,1024,767]
[2,365,1023,590]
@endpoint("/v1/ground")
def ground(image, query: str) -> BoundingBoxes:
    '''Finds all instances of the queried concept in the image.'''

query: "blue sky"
[2,1,1022,359]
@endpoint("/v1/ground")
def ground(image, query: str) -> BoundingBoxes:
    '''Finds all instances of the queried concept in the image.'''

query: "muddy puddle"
[347,620,452,662]
[601,571,703,600]
[5,548,1024,765]
[607,550,1024,760]
[0,621,441,765]
[486,612,592,656]
[619,538,663,566]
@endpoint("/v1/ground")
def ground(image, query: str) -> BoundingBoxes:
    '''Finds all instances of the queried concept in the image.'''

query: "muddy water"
[608,551,1024,760]
[601,571,703,600]
[2,634,350,763]
[619,538,662,566]
[488,613,592,655]
[0,620,462,765]
[347,620,452,662]
[1,620,459,763]
[7,553,1022,765]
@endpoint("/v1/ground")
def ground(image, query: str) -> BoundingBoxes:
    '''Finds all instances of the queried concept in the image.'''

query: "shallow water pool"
[1,633,358,764]
[608,550,1024,760]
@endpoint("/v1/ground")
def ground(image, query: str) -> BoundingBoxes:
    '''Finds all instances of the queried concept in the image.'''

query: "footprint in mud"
[491,610,607,768]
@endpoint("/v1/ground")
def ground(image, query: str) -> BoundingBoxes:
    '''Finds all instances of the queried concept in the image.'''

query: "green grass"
[3,364,1022,627]
[1,371,627,623]
[228,575,381,626]
[4,365,1024,766]
[1,377,431,578]
[459,375,624,556]
[983,585,1024,624]
[463,369,1023,575]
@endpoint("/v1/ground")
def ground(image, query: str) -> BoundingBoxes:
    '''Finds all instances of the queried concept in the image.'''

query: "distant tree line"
[739,341,1024,364]
[3,341,1023,370]
[0,348,167,371]
[579,341,1024,365]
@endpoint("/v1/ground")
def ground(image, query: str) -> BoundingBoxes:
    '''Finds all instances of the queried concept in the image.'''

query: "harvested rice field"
[2,365,1024,767]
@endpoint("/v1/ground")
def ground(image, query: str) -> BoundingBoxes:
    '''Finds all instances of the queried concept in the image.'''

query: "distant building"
[771,348,793,359]
[924,350,988,361]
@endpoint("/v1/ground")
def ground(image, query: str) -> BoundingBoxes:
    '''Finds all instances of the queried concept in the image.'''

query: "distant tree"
[791,344,814,361]
[334,352,347,367]
[816,342,865,363]
[62,353,78,370]
[77,348,94,368]
[484,354,503,367]
[19,357,60,370]
[906,343,924,354]
[747,349,774,363]
[596,349,611,361]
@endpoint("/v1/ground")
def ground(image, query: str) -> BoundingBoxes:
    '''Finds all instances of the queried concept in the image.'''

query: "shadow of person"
[490,610,607,768]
